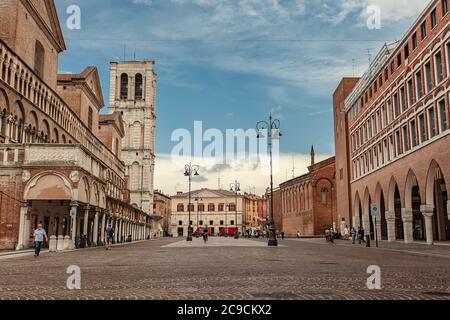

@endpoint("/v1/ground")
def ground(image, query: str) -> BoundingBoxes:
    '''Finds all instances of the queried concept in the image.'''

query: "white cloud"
[154,152,332,195]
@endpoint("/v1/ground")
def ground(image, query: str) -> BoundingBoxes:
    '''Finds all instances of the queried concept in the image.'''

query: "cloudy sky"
[55,0,429,195]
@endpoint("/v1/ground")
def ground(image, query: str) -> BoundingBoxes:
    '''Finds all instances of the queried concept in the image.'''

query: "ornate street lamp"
[230,180,241,239]
[184,162,200,241]
[257,113,282,247]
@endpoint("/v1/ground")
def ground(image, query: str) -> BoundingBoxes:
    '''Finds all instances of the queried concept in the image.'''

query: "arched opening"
[406,171,424,241]
[394,185,403,239]
[135,73,143,100]
[380,189,387,240]
[426,162,450,241]
[120,74,128,100]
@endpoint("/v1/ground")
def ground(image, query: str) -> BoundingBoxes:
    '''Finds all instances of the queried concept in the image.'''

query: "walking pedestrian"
[105,224,114,250]
[351,226,357,244]
[296,231,301,239]
[281,232,285,240]
[33,224,48,257]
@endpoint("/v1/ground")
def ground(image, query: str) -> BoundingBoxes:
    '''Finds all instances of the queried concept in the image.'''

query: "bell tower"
[109,60,156,215]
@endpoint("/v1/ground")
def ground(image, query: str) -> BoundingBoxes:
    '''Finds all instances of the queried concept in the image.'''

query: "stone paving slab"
[163,237,279,248]
[0,238,449,300]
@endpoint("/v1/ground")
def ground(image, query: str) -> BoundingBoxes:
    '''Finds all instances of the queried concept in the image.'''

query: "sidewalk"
[0,239,160,260]
[289,238,450,259]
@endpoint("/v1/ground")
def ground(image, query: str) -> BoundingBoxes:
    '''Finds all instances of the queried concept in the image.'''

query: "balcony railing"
[0,39,124,177]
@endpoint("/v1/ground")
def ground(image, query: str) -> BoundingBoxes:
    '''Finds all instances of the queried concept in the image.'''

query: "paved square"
[0,238,449,300]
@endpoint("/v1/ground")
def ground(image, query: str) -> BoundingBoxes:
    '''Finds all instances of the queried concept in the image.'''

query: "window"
[425,62,433,92]
[407,79,414,106]
[218,203,224,211]
[439,99,448,131]
[393,93,399,118]
[419,113,427,143]
[198,204,205,211]
[429,107,437,138]
[135,73,143,100]
[34,41,45,78]
[177,204,184,212]
[397,53,402,68]
[120,74,128,99]
[199,220,203,226]
[415,71,423,99]
[208,204,215,212]
[404,44,410,59]
[400,86,406,112]
[444,0,449,15]
[88,107,93,131]
[395,130,402,156]
[179,221,183,226]
[421,21,427,40]
[388,99,393,123]
[402,125,410,152]
[188,204,194,212]
[220,221,224,226]
[209,220,214,226]
[228,203,236,211]
[390,61,395,74]
[431,9,437,29]
[385,68,389,81]
[389,135,394,160]
[412,32,418,49]
[230,220,235,226]
[411,120,418,147]
[435,51,444,83]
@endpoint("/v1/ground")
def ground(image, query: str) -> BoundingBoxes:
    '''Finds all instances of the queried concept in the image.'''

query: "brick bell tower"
[108,60,157,216]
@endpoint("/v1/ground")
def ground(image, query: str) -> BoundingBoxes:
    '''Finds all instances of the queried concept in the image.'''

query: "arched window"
[135,73,143,100]
[120,74,128,100]
[34,41,45,78]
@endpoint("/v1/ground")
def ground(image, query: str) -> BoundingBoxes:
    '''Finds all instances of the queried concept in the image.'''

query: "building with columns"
[333,0,450,245]
[279,148,337,237]
[170,189,243,237]
[108,61,156,216]
[0,0,151,250]
[153,190,171,237]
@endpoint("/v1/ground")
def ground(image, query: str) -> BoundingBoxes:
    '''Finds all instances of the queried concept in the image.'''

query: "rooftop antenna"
[292,154,296,178]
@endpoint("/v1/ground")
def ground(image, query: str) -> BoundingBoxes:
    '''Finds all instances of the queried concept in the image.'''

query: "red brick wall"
[0,169,23,250]
[333,78,359,229]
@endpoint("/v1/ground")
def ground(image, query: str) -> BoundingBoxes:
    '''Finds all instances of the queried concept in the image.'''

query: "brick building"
[0,0,152,250]
[265,188,282,233]
[243,193,260,232]
[280,147,337,237]
[334,0,450,245]
[170,189,243,237]
[153,190,171,237]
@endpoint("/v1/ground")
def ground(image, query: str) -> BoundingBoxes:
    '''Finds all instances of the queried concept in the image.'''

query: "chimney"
[310,145,315,166]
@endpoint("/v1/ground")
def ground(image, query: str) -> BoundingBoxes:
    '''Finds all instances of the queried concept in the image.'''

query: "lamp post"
[195,197,203,236]
[184,162,200,241]
[257,113,282,247]
[230,180,240,239]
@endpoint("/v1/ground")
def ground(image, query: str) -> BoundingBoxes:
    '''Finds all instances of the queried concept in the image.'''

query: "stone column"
[447,201,450,221]
[362,215,371,237]
[83,206,90,237]
[16,201,29,250]
[4,116,12,144]
[93,208,100,246]
[353,214,361,229]
[373,215,382,242]
[421,205,435,246]
[385,211,396,242]
[401,208,414,244]
[101,211,106,244]
[70,202,79,242]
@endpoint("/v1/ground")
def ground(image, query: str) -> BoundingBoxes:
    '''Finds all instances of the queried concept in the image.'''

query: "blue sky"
[54,0,429,194]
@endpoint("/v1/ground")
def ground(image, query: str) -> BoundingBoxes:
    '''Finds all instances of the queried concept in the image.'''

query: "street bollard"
[366,235,371,247]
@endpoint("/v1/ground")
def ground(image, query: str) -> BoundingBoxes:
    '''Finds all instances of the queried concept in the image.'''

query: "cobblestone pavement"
[0,237,449,300]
